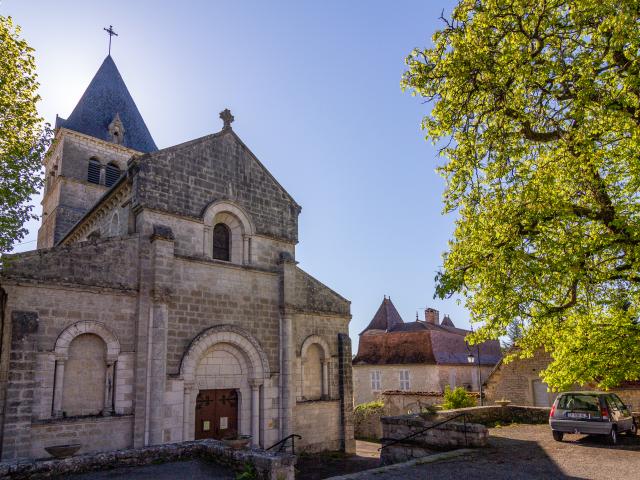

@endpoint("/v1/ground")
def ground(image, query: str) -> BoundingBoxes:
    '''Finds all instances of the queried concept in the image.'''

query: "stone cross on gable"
[220,109,234,130]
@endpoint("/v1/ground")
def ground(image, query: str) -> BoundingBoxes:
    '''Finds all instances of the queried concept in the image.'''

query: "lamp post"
[467,348,483,406]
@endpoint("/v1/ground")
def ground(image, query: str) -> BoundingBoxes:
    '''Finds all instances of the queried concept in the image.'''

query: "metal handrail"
[378,412,469,451]
[266,434,302,454]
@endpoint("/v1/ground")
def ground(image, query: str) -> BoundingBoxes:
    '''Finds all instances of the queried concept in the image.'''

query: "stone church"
[0,55,354,460]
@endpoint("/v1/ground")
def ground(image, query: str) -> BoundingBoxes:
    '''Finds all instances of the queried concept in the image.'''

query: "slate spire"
[56,56,157,152]
[360,296,405,333]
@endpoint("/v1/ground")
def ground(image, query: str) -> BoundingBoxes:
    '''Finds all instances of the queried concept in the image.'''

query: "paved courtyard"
[336,424,640,480]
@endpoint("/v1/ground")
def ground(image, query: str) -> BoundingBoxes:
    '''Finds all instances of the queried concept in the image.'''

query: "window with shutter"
[399,370,410,391]
[371,370,381,391]
[88,159,101,184]
[105,163,121,187]
[212,223,231,261]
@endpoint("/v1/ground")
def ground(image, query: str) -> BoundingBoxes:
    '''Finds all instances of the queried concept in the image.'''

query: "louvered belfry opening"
[212,223,231,261]
[105,163,121,187]
[88,159,101,184]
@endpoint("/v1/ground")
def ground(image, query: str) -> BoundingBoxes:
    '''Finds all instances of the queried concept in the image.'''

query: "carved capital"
[248,378,264,389]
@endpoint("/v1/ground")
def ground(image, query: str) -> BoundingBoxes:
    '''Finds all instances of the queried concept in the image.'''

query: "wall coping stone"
[31,414,133,426]
[0,439,295,480]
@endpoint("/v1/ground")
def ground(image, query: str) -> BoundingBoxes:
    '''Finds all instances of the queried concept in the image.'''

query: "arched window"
[61,333,107,416]
[88,158,101,184]
[105,163,121,187]
[212,223,231,261]
[303,343,324,400]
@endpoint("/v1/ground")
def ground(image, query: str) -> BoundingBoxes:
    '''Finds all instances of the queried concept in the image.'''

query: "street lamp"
[466,346,483,406]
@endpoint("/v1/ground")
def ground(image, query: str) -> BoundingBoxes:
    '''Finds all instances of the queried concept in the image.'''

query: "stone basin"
[45,443,81,458]
[222,435,251,450]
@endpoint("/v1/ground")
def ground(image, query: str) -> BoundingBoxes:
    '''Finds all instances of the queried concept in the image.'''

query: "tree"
[502,319,524,350]
[402,0,640,390]
[0,16,51,254]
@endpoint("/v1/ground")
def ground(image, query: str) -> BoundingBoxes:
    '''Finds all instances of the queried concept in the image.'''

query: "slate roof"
[56,56,157,153]
[360,297,404,333]
[354,297,502,366]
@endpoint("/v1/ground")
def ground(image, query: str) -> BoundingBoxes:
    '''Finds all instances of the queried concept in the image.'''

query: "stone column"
[242,235,250,265]
[279,253,297,440]
[99,165,106,185]
[52,358,65,417]
[1,311,39,461]
[146,225,174,445]
[338,333,356,454]
[103,360,115,415]
[249,379,263,446]
[183,382,195,441]
[280,315,294,438]
[322,360,329,399]
[203,226,212,258]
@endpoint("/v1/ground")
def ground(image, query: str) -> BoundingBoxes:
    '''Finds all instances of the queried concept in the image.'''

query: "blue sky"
[3,0,467,347]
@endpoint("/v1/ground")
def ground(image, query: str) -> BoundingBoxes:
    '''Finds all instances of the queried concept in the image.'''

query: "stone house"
[352,297,502,406]
[0,55,354,460]
[484,349,640,408]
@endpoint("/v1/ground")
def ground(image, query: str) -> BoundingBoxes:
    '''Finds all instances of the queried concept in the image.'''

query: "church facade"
[0,56,354,460]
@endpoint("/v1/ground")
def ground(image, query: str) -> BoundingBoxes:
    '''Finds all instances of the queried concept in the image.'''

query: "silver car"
[549,391,637,445]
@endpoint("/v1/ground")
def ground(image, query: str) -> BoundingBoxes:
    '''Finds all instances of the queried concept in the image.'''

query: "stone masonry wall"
[291,268,350,317]
[484,352,553,406]
[132,131,300,242]
[380,414,487,465]
[294,401,342,452]
[168,257,281,375]
[3,236,139,291]
[485,351,640,410]
[29,416,133,459]
[38,130,137,249]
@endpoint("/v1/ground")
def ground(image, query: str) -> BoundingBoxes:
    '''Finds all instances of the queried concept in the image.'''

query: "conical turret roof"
[56,55,157,152]
[360,297,404,333]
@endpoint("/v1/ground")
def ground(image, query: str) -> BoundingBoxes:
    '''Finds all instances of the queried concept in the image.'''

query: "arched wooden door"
[195,389,239,440]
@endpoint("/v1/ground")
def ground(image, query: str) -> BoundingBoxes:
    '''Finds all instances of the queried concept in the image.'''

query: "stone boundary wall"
[380,414,487,465]
[436,405,551,425]
[382,391,446,416]
[0,439,295,480]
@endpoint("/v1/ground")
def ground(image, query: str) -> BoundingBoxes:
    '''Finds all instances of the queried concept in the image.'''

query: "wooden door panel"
[195,389,239,440]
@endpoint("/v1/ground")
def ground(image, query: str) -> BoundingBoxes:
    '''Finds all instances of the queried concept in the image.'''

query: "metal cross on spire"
[103,25,118,55]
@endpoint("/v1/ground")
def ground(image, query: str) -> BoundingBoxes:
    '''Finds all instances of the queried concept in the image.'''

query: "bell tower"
[37,55,157,248]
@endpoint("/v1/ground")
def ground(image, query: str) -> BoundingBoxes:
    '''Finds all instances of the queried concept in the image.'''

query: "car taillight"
[601,405,609,420]
[550,404,556,417]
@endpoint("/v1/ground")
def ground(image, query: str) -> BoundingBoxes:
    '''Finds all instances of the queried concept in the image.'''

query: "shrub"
[441,386,476,410]
[353,400,384,416]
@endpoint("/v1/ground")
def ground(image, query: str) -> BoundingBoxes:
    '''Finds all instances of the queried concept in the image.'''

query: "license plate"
[567,412,589,419]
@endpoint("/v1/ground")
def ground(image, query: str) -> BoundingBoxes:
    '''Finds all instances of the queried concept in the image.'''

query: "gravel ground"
[346,424,640,480]
[58,459,234,479]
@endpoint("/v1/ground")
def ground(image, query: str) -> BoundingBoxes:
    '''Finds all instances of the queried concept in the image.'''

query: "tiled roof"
[355,301,502,366]
[56,56,157,153]
[389,322,427,332]
[353,330,436,365]
[360,297,405,333]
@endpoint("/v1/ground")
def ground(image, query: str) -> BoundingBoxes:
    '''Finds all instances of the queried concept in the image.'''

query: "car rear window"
[558,394,600,412]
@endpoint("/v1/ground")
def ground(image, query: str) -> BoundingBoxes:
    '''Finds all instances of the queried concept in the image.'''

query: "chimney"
[425,308,439,325]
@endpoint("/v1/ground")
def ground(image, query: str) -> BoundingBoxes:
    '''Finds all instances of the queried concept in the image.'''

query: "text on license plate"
[567,412,589,419]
